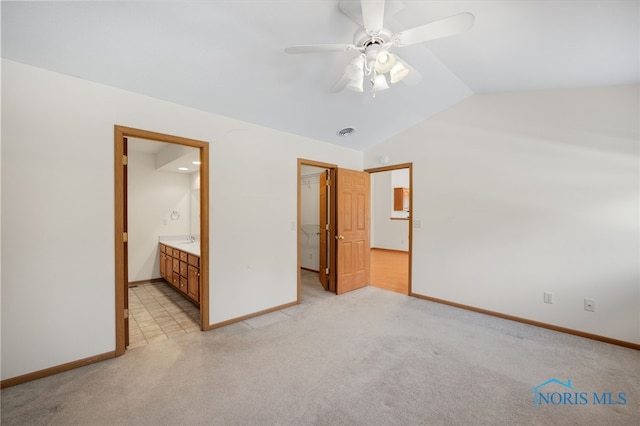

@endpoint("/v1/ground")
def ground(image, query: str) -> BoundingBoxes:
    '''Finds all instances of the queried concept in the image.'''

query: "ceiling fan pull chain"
[370,70,376,98]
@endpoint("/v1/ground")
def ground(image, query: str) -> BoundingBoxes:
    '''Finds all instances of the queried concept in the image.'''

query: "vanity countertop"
[159,236,200,256]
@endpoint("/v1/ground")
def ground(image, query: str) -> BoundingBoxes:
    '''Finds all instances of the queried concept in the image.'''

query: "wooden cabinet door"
[394,187,409,211]
[165,256,173,283]
[160,253,166,278]
[188,265,200,302]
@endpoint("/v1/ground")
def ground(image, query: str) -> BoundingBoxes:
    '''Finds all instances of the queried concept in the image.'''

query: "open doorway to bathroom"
[126,138,201,349]
[114,126,209,356]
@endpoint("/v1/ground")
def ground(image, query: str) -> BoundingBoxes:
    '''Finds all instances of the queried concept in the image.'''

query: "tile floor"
[127,281,200,349]
[128,270,329,349]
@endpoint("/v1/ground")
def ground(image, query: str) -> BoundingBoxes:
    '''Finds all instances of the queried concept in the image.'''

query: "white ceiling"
[128,138,200,174]
[2,1,638,151]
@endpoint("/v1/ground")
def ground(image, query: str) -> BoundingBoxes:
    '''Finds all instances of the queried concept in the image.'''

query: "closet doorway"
[297,159,338,299]
[114,126,210,356]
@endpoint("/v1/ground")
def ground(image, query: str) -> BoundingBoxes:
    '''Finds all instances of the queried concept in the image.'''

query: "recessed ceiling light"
[337,127,355,137]
[192,161,201,165]
[178,167,189,171]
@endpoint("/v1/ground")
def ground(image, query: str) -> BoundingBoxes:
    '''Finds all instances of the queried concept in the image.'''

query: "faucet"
[189,235,196,243]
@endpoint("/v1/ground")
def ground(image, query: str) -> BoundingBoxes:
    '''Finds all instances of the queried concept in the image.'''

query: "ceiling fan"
[284,0,474,96]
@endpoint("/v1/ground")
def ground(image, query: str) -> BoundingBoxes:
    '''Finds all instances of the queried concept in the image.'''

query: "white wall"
[190,172,200,236]
[300,166,323,271]
[390,168,410,220]
[0,59,362,380]
[371,171,409,251]
[365,85,640,344]
[127,150,191,282]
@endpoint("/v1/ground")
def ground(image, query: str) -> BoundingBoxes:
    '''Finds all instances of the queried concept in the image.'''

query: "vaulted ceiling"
[2,1,638,151]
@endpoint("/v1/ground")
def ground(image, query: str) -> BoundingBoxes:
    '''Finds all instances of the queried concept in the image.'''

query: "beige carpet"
[1,270,639,425]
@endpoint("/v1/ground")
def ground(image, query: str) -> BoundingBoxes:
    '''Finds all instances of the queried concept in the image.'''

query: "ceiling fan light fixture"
[373,74,389,91]
[375,51,396,74]
[389,61,409,84]
[345,56,365,80]
[285,0,475,97]
[346,76,364,92]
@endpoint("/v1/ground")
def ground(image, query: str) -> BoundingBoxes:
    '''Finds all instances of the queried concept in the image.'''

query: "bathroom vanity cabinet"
[159,243,200,307]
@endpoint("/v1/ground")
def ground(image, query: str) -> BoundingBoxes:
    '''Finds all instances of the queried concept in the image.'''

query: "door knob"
[335,235,345,240]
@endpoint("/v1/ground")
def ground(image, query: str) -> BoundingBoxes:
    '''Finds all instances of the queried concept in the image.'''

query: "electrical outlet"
[584,298,595,312]
[544,292,553,304]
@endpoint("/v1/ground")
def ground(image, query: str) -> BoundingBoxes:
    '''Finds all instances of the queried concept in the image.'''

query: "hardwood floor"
[370,248,409,295]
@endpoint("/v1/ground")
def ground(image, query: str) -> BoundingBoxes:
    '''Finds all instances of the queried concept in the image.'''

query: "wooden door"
[318,170,329,290]
[336,168,370,294]
[123,138,129,348]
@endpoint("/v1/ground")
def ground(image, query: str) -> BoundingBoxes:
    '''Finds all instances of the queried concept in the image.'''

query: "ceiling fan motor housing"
[354,27,393,49]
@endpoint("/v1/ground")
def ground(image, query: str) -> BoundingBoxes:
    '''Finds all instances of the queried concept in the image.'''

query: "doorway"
[366,163,412,295]
[297,159,375,298]
[297,159,337,299]
[114,125,210,356]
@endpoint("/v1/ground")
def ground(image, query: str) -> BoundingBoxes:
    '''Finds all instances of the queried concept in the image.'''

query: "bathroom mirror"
[190,184,200,236]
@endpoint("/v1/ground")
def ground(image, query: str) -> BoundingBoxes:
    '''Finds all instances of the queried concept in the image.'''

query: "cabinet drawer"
[179,251,188,262]
[172,258,180,273]
[180,261,188,277]
[180,276,188,292]
[160,244,166,254]
[172,248,181,258]
[188,254,199,267]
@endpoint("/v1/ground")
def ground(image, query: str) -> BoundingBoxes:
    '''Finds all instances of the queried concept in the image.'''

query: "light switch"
[413,219,422,229]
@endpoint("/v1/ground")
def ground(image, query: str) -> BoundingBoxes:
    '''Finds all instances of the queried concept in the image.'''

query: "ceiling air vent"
[337,127,355,137]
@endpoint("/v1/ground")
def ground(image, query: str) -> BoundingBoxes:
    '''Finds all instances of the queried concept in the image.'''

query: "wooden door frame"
[114,125,210,356]
[365,163,413,295]
[297,159,338,300]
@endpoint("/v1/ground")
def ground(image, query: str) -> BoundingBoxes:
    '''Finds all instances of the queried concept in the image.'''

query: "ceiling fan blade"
[340,0,405,26]
[330,73,351,93]
[361,0,385,34]
[393,12,475,47]
[284,44,359,54]
[339,0,364,26]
